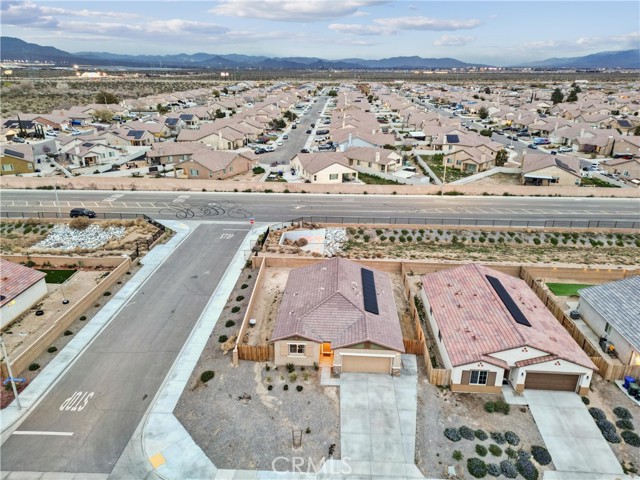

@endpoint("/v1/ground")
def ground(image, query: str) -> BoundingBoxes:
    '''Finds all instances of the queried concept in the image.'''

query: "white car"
[265,145,275,152]
[277,141,284,146]
[558,146,572,153]
[45,131,58,137]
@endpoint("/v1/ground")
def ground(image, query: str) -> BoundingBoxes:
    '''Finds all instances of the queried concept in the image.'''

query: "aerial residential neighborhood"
[0,1,639,480]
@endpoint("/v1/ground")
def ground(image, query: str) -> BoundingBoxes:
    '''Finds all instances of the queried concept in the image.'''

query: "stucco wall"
[274,339,320,367]
[0,278,47,329]
[333,348,402,372]
[525,165,581,186]
[513,359,593,392]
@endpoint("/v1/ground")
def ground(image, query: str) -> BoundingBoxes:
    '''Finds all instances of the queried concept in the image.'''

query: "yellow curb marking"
[149,453,166,469]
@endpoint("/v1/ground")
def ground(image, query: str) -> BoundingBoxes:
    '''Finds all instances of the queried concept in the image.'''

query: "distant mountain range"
[1,37,638,70]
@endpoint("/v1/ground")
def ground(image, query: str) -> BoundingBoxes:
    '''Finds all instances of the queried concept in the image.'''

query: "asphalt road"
[1,190,638,228]
[0,223,249,474]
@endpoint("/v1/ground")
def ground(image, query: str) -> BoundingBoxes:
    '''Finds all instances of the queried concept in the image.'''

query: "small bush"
[616,419,635,431]
[240,283,248,289]
[218,335,228,343]
[621,430,640,447]
[235,295,245,302]
[476,444,488,457]
[231,306,241,313]
[484,401,496,413]
[467,458,488,478]
[28,363,40,371]
[460,425,475,440]
[296,385,303,392]
[64,330,73,336]
[533,238,541,245]
[103,291,111,296]
[285,363,295,373]
[283,384,289,391]
[495,399,510,415]
[490,432,506,445]
[453,450,463,461]
[80,315,87,321]
[475,429,488,441]
[488,444,502,457]
[596,419,621,443]
[225,320,236,328]
[531,445,552,465]
[516,457,539,480]
[581,396,590,405]
[589,407,607,422]
[288,373,297,382]
[505,431,520,446]
[69,217,91,230]
[500,460,517,478]
[487,463,501,477]
[200,370,215,383]
[267,384,273,391]
[444,427,462,442]
[613,407,633,420]
[505,447,517,459]
[47,346,58,353]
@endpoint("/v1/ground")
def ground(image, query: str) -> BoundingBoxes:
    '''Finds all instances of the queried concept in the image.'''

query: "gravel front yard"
[415,364,553,479]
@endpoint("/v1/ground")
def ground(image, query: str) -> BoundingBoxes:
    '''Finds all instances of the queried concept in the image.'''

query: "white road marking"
[60,391,94,412]
[220,233,235,239]
[13,431,74,436]
[173,195,190,203]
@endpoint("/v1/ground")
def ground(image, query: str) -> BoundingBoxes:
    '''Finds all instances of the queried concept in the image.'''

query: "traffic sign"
[3,377,26,385]
[250,217,255,225]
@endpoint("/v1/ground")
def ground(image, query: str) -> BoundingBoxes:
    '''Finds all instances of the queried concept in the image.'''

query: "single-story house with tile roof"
[521,154,582,186]
[343,147,401,173]
[175,151,257,180]
[577,277,640,366]
[271,258,405,375]
[290,153,359,183]
[421,264,596,394]
[0,259,48,329]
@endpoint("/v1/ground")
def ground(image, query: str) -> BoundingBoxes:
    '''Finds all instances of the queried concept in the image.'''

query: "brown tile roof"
[271,258,405,352]
[421,264,595,370]
[294,153,355,175]
[0,259,46,307]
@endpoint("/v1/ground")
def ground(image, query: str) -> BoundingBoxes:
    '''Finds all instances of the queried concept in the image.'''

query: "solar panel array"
[361,268,379,315]
[4,149,24,158]
[446,134,460,144]
[485,275,532,327]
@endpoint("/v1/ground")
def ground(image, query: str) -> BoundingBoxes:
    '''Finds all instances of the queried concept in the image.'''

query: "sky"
[1,0,639,65]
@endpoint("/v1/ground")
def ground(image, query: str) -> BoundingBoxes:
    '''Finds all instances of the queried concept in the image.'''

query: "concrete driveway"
[524,390,623,476]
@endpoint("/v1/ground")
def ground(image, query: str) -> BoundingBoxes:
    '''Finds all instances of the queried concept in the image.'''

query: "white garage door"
[342,355,392,374]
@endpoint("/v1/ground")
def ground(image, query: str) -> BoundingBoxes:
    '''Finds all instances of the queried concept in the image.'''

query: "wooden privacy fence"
[237,344,274,362]
[403,339,425,355]
[520,267,640,381]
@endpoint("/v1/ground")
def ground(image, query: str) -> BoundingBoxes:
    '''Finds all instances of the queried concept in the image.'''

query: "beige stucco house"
[0,259,48,329]
[290,153,358,183]
[521,154,582,186]
[271,258,405,375]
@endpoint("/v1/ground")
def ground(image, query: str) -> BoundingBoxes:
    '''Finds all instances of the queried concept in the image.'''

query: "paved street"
[0,223,249,474]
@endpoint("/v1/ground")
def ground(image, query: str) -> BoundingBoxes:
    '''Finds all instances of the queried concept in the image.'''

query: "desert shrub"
[218,335,228,343]
[460,426,475,440]
[518,450,532,461]
[475,429,488,441]
[267,385,273,391]
[616,419,635,431]
[69,217,91,230]
[516,457,539,480]
[467,458,488,478]
[285,363,295,373]
[621,430,640,447]
[490,432,506,445]
[200,370,214,383]
[296,385,303,392]
[533,238,541,245]
[47,346,58,353]
[80,315,87,321]
[103,291,111,296]
[241,283,248,289]
[29,363,40,371]
[225,320,235,328]
[64,330,73,336]
[231,306,240,313]
[589,407,607,421]
[500,460,517,478]
[531,445,552,465]
[235,295,244,301]
[484,401,496,413]
[488,444,502,456]
[495,399,510,415]
[505,447,517,459]
[476,444,488,457]
[288,373,297,382]
[581,396,590,405]
[380,235,387,241]
[283,384,289,391]
[596,419,621,443]
[444,427,462,442]
[487,463,501,477]
[613,407,633,420]
[453,450,463,461]
[505,431,520,446]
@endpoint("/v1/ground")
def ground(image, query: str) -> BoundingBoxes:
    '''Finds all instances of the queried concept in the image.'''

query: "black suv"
[70,208,96,218]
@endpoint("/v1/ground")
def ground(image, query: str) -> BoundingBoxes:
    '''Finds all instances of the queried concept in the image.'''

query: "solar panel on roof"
[82,142,94,148]
[361,268,379,315]
[618,119,632,128]
[4,149,24,158]
[446,134,459,143]
[485,275,531,327]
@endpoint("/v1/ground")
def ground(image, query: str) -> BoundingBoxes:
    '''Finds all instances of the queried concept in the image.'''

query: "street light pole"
[54,184,61,218]
[0,336,22,409]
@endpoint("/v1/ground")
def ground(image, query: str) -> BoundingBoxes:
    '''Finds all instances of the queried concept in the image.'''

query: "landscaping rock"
[324,227,347,256]
[34,224,125,251]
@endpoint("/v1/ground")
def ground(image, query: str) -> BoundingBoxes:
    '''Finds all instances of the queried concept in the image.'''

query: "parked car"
[12,136,26,143]
[265,145,275,152]
[550,150,558,155]
[528,144,538,149]
[310,123,315,128]
[291,125,297,129]
[70,208,96,218]
[254,148,267,154]
[45,130,58,137]
[306,129,312,134]
[558,146,572,153]
[277,141,284,146]
[282,134,288,139]
[300,148,310,153]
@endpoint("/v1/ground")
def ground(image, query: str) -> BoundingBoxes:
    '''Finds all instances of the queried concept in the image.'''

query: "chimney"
[375,151,381,163]
[74,146,80,155]
[348,133,352,147]
[580,128,585,137]
[372,129,375,135]
[342,115,346,128]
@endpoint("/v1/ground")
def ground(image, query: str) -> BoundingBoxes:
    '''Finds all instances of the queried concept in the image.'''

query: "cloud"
[209,0,388,22]
[433,34,474,47]
[575,31,639,50]
[328,23,390,36]
[373,16,481,31]
[1,0,58,28]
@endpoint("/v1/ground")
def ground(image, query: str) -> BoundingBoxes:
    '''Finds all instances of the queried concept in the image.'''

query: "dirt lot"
[415,367,552,479]
[174,267,341,471]
[469,173,522,186]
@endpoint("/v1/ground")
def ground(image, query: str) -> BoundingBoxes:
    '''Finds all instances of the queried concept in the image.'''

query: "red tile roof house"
[0,259,48,329]
[420,264,595,394]
[271,258,405,375]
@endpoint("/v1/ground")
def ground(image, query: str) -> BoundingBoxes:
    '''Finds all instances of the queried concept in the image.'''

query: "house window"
[470,370,488,385]
[438,330,442,342]
[229,166,233,172]
[623,170,630,177]
[329,174,338,180]
[604,322,612,335]
[288,344,305,356]
[28,164,33,169]
[2,164,14,172]
[455,160,462,166]
[313,175,317,181]
[189,169,199,176]
[357,160,361,166]
[368,162,372,168]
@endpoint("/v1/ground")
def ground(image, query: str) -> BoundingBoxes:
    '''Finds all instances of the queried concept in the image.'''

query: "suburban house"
[343,147,401,174]
[0,259,48,329]
[290,153,359,183]
[146,141,211,166]
[420,264,595,394]
[601,157,640,185]
[521,154,582,186]
[271,258,405,374]
[577,277,640,366]
[62,141,123,167]
[1,145,35,175]
[443,149,496,174]
[175,150,257,180]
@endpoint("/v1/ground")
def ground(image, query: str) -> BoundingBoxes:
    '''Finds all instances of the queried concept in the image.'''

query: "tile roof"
[421,264,595,369]
[271,258,405,352]
[0,259,46,307]
[579,276,640,351]
[294,153,355,175]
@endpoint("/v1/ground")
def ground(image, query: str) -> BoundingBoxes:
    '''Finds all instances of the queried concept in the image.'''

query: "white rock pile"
[324,227,347,256]
[34,224,126,251]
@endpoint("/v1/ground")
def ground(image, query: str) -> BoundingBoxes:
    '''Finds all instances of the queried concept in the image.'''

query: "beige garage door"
[525,373,579,391]
[342,355,391,374]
